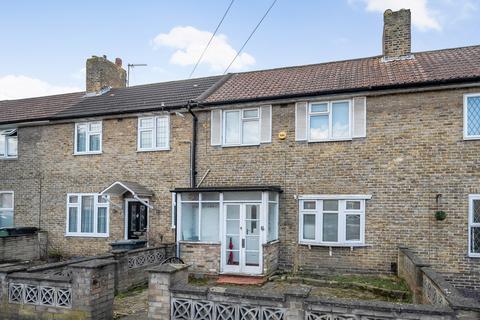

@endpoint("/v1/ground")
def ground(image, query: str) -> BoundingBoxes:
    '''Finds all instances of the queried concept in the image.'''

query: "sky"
[0,0,479,100]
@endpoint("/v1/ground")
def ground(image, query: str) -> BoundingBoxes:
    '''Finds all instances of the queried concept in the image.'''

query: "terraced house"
[1,9,480,291]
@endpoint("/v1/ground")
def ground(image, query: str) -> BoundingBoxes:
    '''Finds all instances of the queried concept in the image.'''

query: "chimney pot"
[115,58,123,67]
[382,9,412,60]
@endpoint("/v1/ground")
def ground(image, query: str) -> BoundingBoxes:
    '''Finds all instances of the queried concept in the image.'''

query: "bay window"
[75,121,102,154]
[138,115,170,151]
[469,195,480,257]
[0,191,14,228]
[0,129,18,159]
[308,100,351,141]
[66,193,109,237]
[299,196,370,245]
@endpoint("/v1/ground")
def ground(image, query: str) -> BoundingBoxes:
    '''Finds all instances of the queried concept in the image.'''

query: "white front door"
[222,203,262,275]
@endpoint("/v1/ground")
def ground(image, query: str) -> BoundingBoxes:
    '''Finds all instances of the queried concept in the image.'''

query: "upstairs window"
[138,115,170,151]
[224,108,260,146]
[464,94,480,140]
[210,106,272,147]
[308,101,351,141]
[469,195,480,257]
[0,129,18,159]
[0,191,14,228]
[66,193,109,237]
[75,122,102,154]
[299,196,370,246]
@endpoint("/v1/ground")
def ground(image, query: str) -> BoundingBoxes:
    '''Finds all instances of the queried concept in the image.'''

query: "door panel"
[127,201,148,239]
[222,203,262,274]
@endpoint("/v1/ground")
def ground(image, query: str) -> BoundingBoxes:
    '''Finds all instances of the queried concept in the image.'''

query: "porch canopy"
[100,181,154,198]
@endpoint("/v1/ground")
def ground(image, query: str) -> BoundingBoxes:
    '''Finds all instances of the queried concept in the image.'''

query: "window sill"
[299,242,369,248]
[463,136,480,141]
[0,157,18,160]
[221,143,262,148]
[65,233,109,238]
[179,240,221,245]
[265,239,280,245]
[137,148,170,153]
[73,151,102,156]
[308,138,352,143]
[467,253,480,258]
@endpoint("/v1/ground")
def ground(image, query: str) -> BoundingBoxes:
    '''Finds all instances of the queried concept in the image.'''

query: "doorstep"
[216,275,266,285]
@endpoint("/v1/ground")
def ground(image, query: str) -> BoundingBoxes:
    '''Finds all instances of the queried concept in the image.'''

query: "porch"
[172,186,281,276]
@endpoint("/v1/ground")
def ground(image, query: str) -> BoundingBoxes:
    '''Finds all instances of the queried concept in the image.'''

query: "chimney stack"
[382,9,412,61]
[86,55,127,94]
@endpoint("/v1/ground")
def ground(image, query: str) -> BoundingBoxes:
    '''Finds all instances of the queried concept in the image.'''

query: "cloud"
[352,0,441,31]
[0,75,81,100]
[151,26,255,72]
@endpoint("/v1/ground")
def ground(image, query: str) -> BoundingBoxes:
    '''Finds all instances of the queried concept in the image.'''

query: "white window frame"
[74,121,102,155]
[222,107,260,147]
[298,195,370,246]
[65,193,109,237]
[178,193,221,243]
[137,115,170,151]
[463,94,480,140]
[468,194,480,257]
[0,129,18,159]
[307,100,352,142]
[267,193,279,242]
[0,191,14,227]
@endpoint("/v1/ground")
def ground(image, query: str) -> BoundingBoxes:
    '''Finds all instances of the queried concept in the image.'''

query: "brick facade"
[1,85,480,288]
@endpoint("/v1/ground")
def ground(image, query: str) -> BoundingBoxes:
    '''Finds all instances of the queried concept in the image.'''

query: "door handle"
[242,239,245,248]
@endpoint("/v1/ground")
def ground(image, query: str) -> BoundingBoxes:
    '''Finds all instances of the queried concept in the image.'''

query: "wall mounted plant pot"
[435,210,447,221]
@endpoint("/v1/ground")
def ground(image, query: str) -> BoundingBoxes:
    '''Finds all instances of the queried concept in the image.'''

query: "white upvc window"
[223,108,260,146]
[179,192,220,242]
[299,195,370,246]
[308,100,351,142]
[74,121,102,154]
[0,191,14,228]
[267,192,279,242]
[0,129,18,159]
[138,115,170,151]
[66,193,109,237]
[469,195,480,257]
[464,94,480,140]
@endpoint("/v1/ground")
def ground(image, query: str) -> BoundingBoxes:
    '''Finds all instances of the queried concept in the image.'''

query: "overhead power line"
[223,0,278,75]
[189,0,235,78]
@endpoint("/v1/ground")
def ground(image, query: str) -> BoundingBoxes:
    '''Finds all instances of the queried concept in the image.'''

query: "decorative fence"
[397,247,480,319]
[0,259,116,319]
[112,244,176,293]
[148,263,459,320]
[0,243,177,319]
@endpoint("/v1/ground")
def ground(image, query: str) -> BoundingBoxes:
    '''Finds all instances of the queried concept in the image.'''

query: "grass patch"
[324,274,410,292]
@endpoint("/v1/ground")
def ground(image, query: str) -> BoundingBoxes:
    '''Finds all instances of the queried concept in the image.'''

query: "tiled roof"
[0,92,84,125]
[52,75,224,119]
[1,45,480,125]
[0,75,224,125]
[202,45,480,104]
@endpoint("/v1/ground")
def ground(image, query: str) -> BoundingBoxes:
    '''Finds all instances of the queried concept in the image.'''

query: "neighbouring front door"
[223,203,262,275]
[127,201,148,239]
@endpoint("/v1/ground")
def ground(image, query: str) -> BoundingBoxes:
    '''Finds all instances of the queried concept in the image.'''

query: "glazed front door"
[223,203,262,274]
[127,201,148,239]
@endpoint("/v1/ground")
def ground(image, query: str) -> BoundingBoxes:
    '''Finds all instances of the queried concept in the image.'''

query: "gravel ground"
[113,287,148,320]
